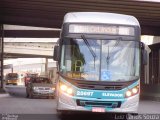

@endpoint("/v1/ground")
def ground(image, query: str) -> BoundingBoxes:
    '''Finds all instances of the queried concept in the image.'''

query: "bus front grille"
[76,83,124,90]
[76,100,121,108]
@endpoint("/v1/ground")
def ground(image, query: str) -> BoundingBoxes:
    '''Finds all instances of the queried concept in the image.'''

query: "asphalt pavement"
[0,85,160,120]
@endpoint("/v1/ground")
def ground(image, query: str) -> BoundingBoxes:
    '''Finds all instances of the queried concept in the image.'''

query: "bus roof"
[64,12,140,26]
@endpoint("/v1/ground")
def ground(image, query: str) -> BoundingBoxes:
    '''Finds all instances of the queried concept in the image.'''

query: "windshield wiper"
[106,45,110,70]
[106,38,122,70]
[81,35,96,68]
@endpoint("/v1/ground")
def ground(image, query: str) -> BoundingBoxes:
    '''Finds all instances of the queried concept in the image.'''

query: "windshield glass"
[6,73,19,80]
[26,73,38,77]
[32,77,52,84]
[60,38,140,81]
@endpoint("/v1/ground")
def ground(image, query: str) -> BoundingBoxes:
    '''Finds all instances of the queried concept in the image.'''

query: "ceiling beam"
[141,25,160,36]
[3,53,53,58]
[4,30,60,38]
[1,15,62,28]
[2,25,160,38]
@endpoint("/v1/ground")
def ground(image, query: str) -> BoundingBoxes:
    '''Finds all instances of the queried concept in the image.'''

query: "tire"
[57,110,66,119]
[26,88,29,98]
[48,96,54,99]
[29,92,33,99]
[57,110,75,120]
[26,90,29,98]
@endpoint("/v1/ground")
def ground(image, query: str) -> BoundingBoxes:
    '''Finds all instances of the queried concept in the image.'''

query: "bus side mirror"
[141,42,147,65]
[142,49,147,65]
[53,45,59,61]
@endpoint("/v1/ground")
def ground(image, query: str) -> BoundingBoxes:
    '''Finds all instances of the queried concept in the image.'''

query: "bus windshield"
[60,38,140,82]
[6,73,19,80]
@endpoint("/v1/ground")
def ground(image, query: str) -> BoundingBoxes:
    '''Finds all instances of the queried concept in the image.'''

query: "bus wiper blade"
[81,35,96,68]
[106,45,110,70]
[106,38,122,70]
[81,35,96,58]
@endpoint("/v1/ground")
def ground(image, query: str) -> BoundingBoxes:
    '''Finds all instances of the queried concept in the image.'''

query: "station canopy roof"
[1,0,160,36]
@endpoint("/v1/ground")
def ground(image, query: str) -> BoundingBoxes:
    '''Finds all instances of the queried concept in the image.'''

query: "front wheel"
[29,92,33,99]
[26,90,29,98]
[57,110,68,119]
[48,96,55,99]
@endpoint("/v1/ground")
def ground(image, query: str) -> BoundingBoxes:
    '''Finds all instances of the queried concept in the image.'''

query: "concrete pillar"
[144,44,151,84]
[159,49,160,82]
[45,58,48,76]
[153,36,160,44]
[0,24,4,88]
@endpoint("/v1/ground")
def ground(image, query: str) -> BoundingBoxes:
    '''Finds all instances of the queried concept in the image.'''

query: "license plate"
[41,91,48,94]
[92,107,105,113]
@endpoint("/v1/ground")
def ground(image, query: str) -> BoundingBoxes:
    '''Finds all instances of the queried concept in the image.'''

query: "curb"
[140,95,160,102]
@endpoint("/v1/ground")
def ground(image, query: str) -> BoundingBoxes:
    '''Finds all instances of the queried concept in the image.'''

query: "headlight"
[125,85,139,98]
[126,91,132,97]
[67,88,73,95]
[60,85,67,91]
[33,87,39,90]
[132,88,138,94]
[60,82,73,96]
[51,87,55,91]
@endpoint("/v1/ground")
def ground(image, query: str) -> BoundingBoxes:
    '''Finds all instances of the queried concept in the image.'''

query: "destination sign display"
[69,24,135,36]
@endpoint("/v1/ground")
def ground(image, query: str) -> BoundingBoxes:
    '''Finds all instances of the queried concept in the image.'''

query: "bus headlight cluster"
[33,87,39,91]
[51,87,55,91]
[60,83,73,95]
[126,91,132,97]
[125,85,139,98]
[132,88,138,94]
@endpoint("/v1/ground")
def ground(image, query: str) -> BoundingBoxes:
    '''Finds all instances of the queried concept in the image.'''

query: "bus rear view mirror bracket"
[143,49,147,65]
[53,45,59,61]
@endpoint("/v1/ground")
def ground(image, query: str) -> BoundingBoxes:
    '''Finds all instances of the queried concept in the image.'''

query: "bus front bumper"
[57,93,139,113]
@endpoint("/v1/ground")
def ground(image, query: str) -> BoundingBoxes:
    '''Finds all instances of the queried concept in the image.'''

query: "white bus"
[53,12,144,115]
